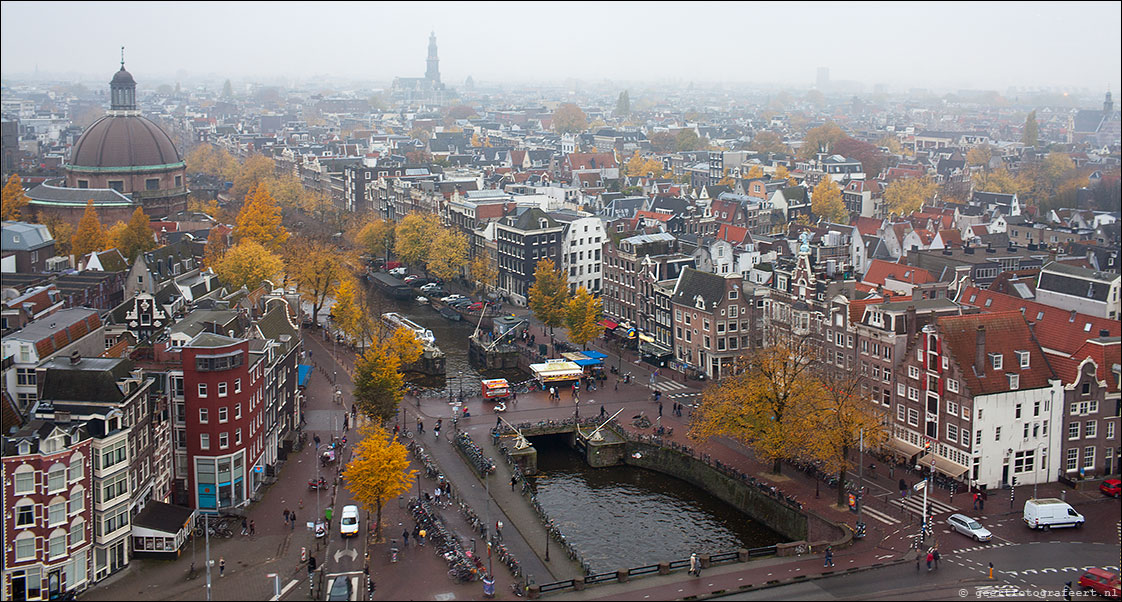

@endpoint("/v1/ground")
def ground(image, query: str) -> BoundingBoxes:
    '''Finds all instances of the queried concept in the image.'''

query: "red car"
[1101,479,1122,498]
[1079,568,1121,599]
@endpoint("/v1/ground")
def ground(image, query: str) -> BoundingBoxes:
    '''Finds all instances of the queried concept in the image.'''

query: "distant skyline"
[2,1,1120,97]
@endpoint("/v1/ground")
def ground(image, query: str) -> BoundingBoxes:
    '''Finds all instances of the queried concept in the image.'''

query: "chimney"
[906,305,917,339]
[975,325,986,374]
[69,350,81,365]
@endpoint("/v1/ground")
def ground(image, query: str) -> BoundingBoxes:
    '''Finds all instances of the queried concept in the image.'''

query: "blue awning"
[298,364,312,387]
[571,358,600,367]
[582,350,608,360]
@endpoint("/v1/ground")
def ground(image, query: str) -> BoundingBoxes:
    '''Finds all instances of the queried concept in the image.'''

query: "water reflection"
[529,435,784,572]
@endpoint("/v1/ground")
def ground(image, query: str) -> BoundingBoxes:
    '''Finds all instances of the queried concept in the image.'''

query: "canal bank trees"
[428,229,469,283]
[212,239,285,291]
[689,336,821,475]
[343,423,416,540]
[235,182,290,252]
[394,213,440,269]
[286,237,348,326]
[330,275,367,346]
[352,340,405,422]
[356,218,396,263]
[565,286,603,349]
[528,259,569,333]
[470,254,498,295]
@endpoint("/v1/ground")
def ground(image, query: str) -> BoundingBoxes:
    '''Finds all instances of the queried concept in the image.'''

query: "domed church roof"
[111,66,136,86]
[69,114,182,169]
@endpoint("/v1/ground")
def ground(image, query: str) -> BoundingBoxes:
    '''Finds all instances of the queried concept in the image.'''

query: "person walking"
[290,510,296,530]
[417,419,424,434]
[824,546,834,567]
[495,520,503,541]
[241,518,249,536]
[932,546,940,569]
[284,509,290,527]
[402,529,409,547]
[510,475,518,491]
[219,557,226,577]
[249,520,255,536]
[600,405,606,419]
[926,549,934,571]
[418,529,426,547]
[434,487,442,507]
[658,401,663,418]
[973,492,979,510]
[689,553,700,577]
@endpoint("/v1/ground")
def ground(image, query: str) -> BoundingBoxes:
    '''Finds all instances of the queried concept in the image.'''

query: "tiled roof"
[937,311,1054,396]
[863,259,934,286]
[959,286,1119,356]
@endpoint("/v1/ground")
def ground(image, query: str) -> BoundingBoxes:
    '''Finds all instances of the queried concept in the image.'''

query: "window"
[897,404,906,422]
[947,423,958,442]
[16,367,36,386]
[198,383,208,397]
[976,430,983,445]
[218,382,227,397]
[234,378,241,394]
[1108,423,1116,440]
[907,408,919,427]
[990,353,1003,370]
[200,433,210,450]
[995,426,1001,441]
[961,429,971,447]
[107,180,124,192]
[219,432,229,449]
[947,379,958,393]
[68,491,84,514]
[1068,422,1080,440]
[898,383,906,397]
[48,466,65,492]
[15,537,35,561]
[16,503,34,526]
[50,501,66,526]
[175,175,182,187]
[146,178,160,191]
[1015,404,1022,420]
[908,365,919,380]
[77,179,89,188]
[235,429,242,445]
[947,400,959,416]
[1008,374,1019,390]
[68,459,83,482]
[234,403,242,419]
[1013,450,1035,473]
[50,534,66,559]
[1083,446,1095,469]
[1085,421,1096,438]
[907,387,919,401]
[218,407,228,423]
[1017,350,1030,368]
[199,408,209,423]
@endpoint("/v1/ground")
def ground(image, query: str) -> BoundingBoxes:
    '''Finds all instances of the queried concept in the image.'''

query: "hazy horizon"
[2,1,1120,96]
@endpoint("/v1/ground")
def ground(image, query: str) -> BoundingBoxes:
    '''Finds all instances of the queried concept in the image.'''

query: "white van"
[340,505,359,538]
[1023,498,1084,531]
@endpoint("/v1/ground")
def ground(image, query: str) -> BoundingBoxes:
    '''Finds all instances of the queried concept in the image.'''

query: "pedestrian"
[495,520,503,540]
[284,509,290,526]
[219,557,226,577]
[614,379,619,391]
[899,479,907,499]
[926,549,934,571]
[972,492,979,510]
[1064,581,1073,601]
[290,510,296,530]
[658,401,663,418]
[979,491,986,511]
[888,464,894,480]
[932,546,940,569]
[417,419,424,434]
[434,487,442,506]
[418,529,426,547]
[600,405,606,418]
[249,520,255,536]
[689,553,700,577]
[314,434,321,448]
[241,517,248,536]
[402,529,409,547]
[511,475,518,491]
[393,423,400,437]
[824,546,834,567]
[413,524,420,540]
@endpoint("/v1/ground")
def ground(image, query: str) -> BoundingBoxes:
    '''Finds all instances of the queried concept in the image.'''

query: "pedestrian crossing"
[860,505,901,525]
[650,380,690,392]
[891,494,957,518]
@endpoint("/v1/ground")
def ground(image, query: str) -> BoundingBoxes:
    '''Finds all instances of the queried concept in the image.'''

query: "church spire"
[425,31,440,84]
[110,49,137,113]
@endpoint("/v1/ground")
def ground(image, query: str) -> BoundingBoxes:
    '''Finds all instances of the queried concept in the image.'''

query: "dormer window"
[1017,350,1030,368]
[1008,374,1019,390]
[990,353,1003,371]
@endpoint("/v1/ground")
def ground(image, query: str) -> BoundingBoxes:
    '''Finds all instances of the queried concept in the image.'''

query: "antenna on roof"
[120,46,125,69]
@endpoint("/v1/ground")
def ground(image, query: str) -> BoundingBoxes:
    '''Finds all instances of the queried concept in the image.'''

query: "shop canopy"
[530,359,585,382]
[598,319,618,329]
[297,364,312,387]
[561,352,604,367]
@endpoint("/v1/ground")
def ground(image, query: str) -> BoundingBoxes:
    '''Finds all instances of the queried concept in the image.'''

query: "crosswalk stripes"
[892,494,957,517]
[860,506,901,525]
[650,380,689,392]
[667,392,698,399]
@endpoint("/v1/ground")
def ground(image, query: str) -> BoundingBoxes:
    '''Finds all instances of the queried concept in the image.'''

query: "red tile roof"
[937,311,1054,396]
[715,224,751,246]
[863,259,934,286]
[958,286,1120,356]
[852,216,883,237]
[938,229,964,248]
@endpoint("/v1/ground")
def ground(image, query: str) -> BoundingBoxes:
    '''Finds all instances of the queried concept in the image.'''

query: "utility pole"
[204,514,212,601]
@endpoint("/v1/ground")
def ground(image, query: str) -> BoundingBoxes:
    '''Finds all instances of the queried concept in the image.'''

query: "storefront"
[529,359,585,385]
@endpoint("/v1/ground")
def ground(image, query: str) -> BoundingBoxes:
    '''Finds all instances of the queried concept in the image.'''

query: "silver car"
[947,513,992,542]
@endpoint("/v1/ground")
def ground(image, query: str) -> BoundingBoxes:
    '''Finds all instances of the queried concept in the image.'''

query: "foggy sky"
[2,1,1119,94]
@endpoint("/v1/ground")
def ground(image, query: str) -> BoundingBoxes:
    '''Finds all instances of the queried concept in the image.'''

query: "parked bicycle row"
[454,431,496,476]
[408,497,486,583]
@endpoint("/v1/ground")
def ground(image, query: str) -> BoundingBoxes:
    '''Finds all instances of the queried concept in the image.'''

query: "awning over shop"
[921,452,969,480]
[639,341,673,357]
[582,350,607,360]
[529,359,585,382]
[598,319,618,329]
[297,364,312,387]
[561,351,606,367]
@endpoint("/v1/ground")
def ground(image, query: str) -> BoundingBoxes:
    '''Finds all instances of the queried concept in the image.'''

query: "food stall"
[561,351,607,379]
[481,378,511,400]
[529,359,585,385]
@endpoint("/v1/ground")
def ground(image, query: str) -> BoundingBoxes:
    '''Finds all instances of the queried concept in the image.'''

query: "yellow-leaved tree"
[745,165,765,179]
[2,174,31,221]
[469,255,498,295]
[799,123,846,160]
[811,178,848,223]
[212,240,284,291]
[330,275,365,346]
[689,335,820,475]
[427,229,468,283]
[353,342,405,422]
[343,424,415,540]
[972,168,1026,195]
[231,153,276,201]
[798,372,889,508]
[108,206,156,261]
[386,326,423,368]
[71,200,109,258]
[528,259,569,334]
[285,237,346,326]
[356,219,397,263]
[774,164,796,185]
[564,286,603,349]
[552,103,588,134]
[39,213,74,256]
[883,177,937,217]
[393,213,439,269]
[235,182,289,251]
[203,227,229,268]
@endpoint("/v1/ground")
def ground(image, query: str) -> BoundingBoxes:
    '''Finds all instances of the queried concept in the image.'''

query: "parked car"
[326,575,354,601]
[420,283,444,294]
[946,513,992,542]
[1023,498,1084,530]
[1078,568,1121,599]
[389,267,407,277]
[468,302,484,311]
[339,505,359,538]
[1100,479,1121,498]
[403,275,420,284]
[441,295,468,303]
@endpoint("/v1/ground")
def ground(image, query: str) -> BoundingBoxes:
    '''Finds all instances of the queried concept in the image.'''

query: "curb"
[680,556,911,600]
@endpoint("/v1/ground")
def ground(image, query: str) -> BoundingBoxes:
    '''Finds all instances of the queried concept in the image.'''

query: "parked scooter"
[308,476,327,490]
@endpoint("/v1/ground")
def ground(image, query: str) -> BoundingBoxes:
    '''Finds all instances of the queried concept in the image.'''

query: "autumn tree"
[689,336,820,475]
[675,129,703,152]
[1026,152,1076,206]
[39,213,74,256]
[446,104,476,120]
[973,168,1026,195]
[745,165,765,179]
[203,227,229,267]
[774,164,796,185]
[965,145,993,169]
[213,240,284,291]
[330,275,365,345]
[186,145,238,180]
[799,372,889,509]
[1022,110,1039,148]
[343,423,415,540]
[833,137,887,178]
[386,326,423,367]
[286,237,346,325]
[108,206,156,261]
[231,153,276,201]
[884,177,937,217]
[564,286,603,349]
[811,178,848,223]
[749,131,788,155]
[1,174,30,221]
[393,213,439,269]
[648,131,677,153]
[235,182,289,251]
[552,103,588,134]
[469,255,498,294]
[71,200,108,258]
[352,342,405,422]
[528,259,569,334]
[799,122,846,160]
[357,218,396,262]
[876,135,903,156]
[427,229,468,283]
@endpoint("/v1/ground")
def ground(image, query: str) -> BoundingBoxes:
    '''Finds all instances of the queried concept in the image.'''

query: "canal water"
[361,285,526,392]
[528,435,786,573]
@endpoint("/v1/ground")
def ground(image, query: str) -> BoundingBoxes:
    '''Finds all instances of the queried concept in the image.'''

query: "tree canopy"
[71,200,108,258]
[564,286,603,349]
[212,240,285,291]
[108,206,156,261]
[1,174,31,221]
[811,178,848,223]
[235,182,289,251]
[343,424,415,539]
[528,259,569,332]
[552,103,588,134]
[884,177,938,217]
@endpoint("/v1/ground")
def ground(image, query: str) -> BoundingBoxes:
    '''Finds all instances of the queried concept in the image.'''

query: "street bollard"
[988,562,994,579]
